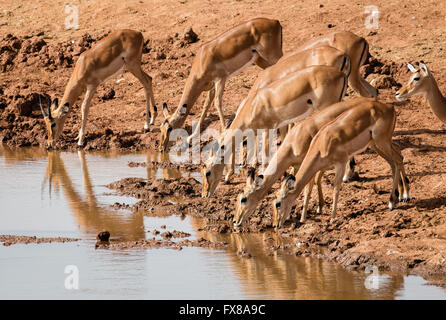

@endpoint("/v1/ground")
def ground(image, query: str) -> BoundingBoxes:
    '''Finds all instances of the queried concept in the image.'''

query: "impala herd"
[40,17,446,230]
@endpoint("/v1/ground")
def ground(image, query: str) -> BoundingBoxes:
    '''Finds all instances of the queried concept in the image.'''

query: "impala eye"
[275,202,281,208]
[50,123,56,129]
[240,197,247,204]
[413,77,420,81]
[205,171,211,177]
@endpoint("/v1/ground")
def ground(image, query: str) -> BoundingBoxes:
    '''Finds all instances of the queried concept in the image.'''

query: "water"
[0,145,445,299]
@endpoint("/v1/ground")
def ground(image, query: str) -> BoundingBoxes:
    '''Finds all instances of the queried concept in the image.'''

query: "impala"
[159,17,283,152]
[396,62,446,123]
[234,31,376,181]
[233,98,367,227]
[271,99,410,228]
[227,45,351,180]
[40,29,157,148]
[202,65,349,198]
[298,30,377,98]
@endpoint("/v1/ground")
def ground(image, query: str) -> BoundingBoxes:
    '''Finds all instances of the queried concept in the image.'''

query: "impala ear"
[39,95,47,118]
[47,98,55,120]
[246,167,256,188]
[254,174,263,190]
[407,63,418,73]
[162,102,170,119]
[178,104,187,116]
[419,61,430,76]
[61,102,69,114]
[285,174,296,190]
[51,98,59,108]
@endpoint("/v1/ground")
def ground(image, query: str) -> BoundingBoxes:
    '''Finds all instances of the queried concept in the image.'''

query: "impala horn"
[47,97,54,120]
[39,96,47,118]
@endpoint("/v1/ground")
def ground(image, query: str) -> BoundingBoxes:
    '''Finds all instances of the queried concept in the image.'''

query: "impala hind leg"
[300,174,315,223]
[392,143,410,202]
[77,85,97,147]
[187,88,215,145]
[315,170,325,214]
[371,140,405,210]
[331,163,347,222]
[127,64,156,132]
[241,139,248,168]
[349,42,377,98]
[370,141,410,202]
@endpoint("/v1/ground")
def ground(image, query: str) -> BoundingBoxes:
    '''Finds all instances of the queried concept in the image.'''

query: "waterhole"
[0,145,445,299]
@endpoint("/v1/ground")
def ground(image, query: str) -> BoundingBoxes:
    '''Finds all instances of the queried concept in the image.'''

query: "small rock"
[386,249,399,255]
[182,27,199,44]
[97,230,110,242]
[155,51,166,60]
[100,88,115,101]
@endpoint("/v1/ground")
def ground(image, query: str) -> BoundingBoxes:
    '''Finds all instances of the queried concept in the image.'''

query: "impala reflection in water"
[0,146,445,299]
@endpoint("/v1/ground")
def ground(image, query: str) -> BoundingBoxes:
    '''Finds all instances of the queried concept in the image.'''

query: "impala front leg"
[260,129,269,169]
[214,78,227,130]
[126,63,156,132]
[146,73,157,128]
[187,88,215,145]
[77,85,97,147]
[224,141,235,183]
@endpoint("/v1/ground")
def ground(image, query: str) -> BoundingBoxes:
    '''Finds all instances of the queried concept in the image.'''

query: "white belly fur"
[96,56,126,82]
[224,48,258,79]
[338,126,372,156]
[275,97,316,129]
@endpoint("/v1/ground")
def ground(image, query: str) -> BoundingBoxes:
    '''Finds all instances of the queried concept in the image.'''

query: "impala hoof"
[186,136,194,147]
[344,171,360,183]
[224,172,233,184]
[329,217,339,224]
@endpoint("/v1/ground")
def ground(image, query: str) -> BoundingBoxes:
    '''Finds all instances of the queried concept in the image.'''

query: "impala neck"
[425,77,446,123]
[170,76,203,129]
[58,75,84,117]
[288,151,322,200]
[248,148,295,203]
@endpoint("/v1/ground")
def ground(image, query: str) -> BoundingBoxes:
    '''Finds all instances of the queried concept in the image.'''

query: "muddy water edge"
[0,145,445,299]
